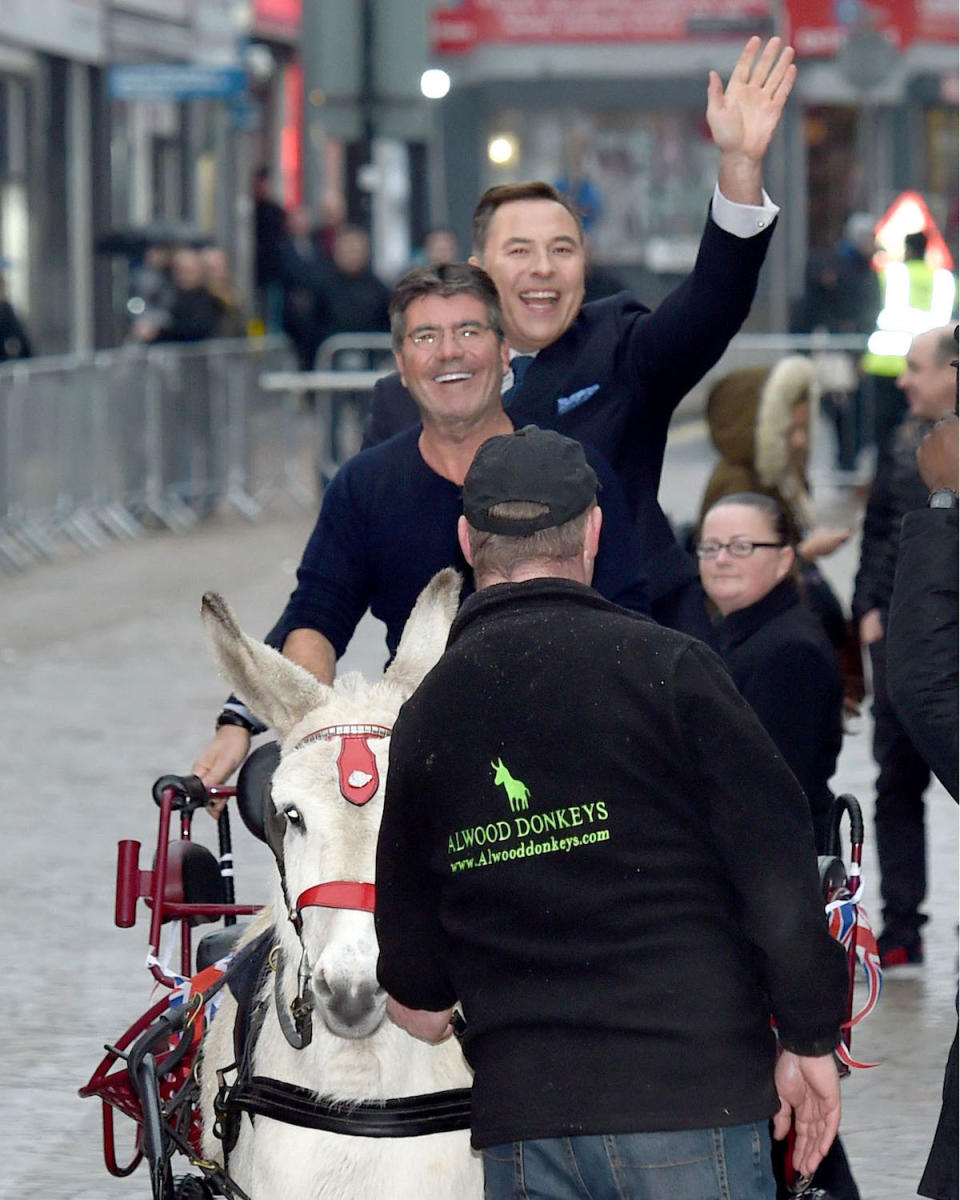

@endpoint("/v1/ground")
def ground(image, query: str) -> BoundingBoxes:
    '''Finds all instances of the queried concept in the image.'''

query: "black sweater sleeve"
[673,642,848,1056]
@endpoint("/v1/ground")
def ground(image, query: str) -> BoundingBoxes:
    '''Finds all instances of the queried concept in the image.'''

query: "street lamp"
[420,69,451,100]
[488,133,519,166]
[421,69,451,230]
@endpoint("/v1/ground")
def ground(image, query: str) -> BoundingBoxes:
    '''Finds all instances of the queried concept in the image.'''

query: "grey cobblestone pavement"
[1,421,955,1198]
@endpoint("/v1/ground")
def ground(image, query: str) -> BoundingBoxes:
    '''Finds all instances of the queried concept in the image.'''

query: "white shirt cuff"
[711,182,779,238]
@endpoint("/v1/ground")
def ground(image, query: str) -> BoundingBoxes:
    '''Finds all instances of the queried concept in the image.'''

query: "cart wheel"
[173,1177,215,1199]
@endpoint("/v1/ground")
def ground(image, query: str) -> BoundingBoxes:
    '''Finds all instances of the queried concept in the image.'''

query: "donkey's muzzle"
[317,979,385,1039]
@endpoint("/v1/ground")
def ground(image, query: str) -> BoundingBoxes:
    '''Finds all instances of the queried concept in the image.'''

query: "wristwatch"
[928,489,959,509]
[216,708,261,735]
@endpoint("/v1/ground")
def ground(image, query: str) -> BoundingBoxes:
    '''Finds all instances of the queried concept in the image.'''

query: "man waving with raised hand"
[364,36,797,639]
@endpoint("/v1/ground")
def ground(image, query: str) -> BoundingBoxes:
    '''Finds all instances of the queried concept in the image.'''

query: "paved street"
[1,419,956,1199]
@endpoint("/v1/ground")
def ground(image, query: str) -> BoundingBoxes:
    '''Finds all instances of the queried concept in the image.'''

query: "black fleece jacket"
[376,578,847,1148]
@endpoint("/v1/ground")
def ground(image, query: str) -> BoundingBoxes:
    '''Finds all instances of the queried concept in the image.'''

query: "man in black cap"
[375,425,848,1200]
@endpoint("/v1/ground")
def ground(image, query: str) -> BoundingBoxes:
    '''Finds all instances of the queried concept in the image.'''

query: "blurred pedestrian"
[411,227,460,268]
[362,34,797,641]
[312,189,347,258]
[321,225,391,338]
[799,213,880,471]
[133,247,222,344]
[127,242,176,335]
[0,273,32,361]
[318,225,392,456]
[852,324,957,969]
[376,426,848,1199]
[201,245,248,339]
[278,207,330,369]
[801,214,879,336]
[253,166,287,330]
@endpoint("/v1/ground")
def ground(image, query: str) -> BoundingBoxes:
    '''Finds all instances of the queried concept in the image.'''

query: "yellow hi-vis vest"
[862,259,957,377]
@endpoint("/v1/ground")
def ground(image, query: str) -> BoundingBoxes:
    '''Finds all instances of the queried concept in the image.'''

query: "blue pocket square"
[556,385,599,414]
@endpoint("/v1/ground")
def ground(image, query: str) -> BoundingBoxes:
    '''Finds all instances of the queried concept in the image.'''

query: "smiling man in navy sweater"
[193,264,647,786]
[376,426,848,1200]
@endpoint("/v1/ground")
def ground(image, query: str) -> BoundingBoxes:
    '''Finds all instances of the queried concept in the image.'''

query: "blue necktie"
[505,355,534,406]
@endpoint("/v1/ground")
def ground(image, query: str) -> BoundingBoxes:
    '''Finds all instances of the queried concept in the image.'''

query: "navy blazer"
[364,214,774,624]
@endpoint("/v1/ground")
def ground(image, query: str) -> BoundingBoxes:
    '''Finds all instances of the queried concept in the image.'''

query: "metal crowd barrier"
[0,337,308,568]
[0,330,867,570]
[260,332,395,482]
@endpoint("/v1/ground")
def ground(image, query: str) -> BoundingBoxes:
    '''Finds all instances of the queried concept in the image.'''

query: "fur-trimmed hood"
[704,355,820,528]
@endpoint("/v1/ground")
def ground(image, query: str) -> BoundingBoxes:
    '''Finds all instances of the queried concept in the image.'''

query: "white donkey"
[197,570,481,1199]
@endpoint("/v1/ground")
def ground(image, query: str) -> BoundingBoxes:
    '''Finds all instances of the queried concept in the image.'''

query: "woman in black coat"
[699,491,856,1200]
[698,491,844,853]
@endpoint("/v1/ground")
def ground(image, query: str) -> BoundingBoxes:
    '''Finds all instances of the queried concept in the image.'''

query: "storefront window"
[483,107,718,271]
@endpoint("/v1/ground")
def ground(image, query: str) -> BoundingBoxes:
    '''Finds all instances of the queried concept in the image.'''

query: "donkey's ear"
[201,593,331,740]
[384,568,461,699]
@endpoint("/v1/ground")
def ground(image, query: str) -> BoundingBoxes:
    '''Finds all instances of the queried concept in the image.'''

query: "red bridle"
[296,880,377,915]
[290,723,391,918]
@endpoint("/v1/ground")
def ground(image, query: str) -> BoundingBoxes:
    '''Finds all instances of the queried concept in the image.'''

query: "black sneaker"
[877,931,924,968]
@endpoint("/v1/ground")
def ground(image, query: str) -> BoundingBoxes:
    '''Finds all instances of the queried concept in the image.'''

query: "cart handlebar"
[152,773,209,810]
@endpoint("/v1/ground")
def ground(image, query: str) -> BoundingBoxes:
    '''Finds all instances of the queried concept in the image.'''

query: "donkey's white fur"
[198,571,481,1199]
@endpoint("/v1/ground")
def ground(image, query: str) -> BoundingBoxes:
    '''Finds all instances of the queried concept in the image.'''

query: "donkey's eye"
[284,805,304,829]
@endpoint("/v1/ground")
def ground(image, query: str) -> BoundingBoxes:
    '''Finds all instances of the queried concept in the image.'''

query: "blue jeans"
[481,1123,775,1200]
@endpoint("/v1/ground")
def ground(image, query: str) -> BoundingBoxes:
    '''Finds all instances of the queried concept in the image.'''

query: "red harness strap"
[296,882,377,914]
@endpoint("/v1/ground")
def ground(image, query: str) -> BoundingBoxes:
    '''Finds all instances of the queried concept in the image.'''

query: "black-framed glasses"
[695,538,785,559]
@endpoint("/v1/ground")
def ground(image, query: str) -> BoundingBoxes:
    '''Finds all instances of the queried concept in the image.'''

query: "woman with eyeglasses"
[699,491,858,1200]
[698,492,844,855]
[698,356,864,718]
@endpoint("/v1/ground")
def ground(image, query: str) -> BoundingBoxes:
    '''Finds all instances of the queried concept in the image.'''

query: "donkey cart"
[79,760,272,1199]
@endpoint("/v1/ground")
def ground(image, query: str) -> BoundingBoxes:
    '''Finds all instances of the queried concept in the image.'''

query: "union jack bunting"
[166,954,234,1037]
[826,881,883,1070]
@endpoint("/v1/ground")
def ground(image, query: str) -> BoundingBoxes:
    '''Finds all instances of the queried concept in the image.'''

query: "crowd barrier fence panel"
[0,332,867,569]
[0,338,296,567]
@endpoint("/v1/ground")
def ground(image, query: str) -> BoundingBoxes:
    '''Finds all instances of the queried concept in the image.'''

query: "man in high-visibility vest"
[861,232,957,454]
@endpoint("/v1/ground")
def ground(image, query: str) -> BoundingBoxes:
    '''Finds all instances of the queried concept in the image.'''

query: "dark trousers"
[772,1133,859,1200]
[863,374,908,458]
[870,640,931,941]
[919,1024,959,1200]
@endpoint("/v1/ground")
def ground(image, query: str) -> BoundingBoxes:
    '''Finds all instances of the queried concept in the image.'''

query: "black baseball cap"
[463,425,598,535]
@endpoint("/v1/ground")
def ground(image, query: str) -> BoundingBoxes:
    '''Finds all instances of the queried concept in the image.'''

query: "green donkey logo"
[491,758,530,813]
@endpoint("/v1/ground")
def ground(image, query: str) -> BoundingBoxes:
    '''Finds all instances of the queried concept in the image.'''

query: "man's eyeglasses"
[696,539,785,559]
[407,323,492,349]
